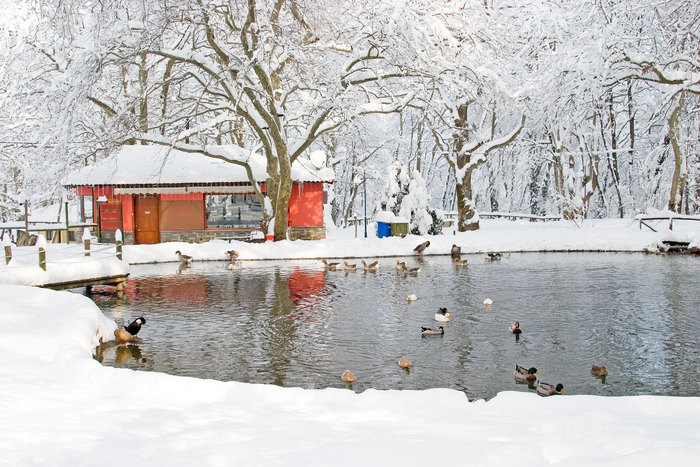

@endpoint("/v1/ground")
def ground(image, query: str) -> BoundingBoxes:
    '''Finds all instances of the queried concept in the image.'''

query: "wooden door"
[134,195,160,244]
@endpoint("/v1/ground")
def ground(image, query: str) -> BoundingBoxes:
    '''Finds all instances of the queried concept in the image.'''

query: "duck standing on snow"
[451,244,461,260]
[414,240,430,256]
[514,365,539,381]
[434,307,452,322]
[509,321,522,334]
[537,382,565,396]
[125,317,146,336]
[175,250,192,264]
[322,259,341,270]
[361,260,379,272]
[421,326,444,336]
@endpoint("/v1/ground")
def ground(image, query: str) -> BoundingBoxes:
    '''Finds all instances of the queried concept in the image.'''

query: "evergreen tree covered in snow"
[376,161,442,235]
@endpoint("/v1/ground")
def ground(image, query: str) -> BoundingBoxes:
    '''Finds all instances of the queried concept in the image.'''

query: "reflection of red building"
[288,268,326,323]
[288,269,326,304]
[64,145,334,244]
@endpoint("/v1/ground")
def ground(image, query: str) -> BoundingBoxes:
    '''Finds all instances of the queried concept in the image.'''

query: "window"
[205,194,263,228]
[81,195,93,222]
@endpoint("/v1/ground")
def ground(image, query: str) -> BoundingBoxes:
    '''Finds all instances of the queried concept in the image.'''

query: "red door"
[134,195,160,244]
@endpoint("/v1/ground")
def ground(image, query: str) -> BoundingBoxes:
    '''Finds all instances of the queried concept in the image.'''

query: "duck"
[483,298,493,306]
[398,357,412,369]
[537,382,564,396]
[396,260,407,271]
[361,260,379,272]
[486,252,502,261]
[175,250,192,264]
[434,307,452,322]
[591,365,608,377]
[114,328,132,344]
[453,258,468,266]
[514,364,539,381]
[343,261,357,271]
[322,259,341,270]
[421,326,444,336]
[451,244,461,260]
[124,317,146,336]
[227,249,239,261]
[405,267,421,275]
[341,370,357,383]
[414,240,430,256]
[509,321,522,334]
[406,294,418,301]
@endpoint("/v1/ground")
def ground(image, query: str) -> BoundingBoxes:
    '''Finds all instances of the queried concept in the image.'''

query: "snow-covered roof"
[63,145,335,187]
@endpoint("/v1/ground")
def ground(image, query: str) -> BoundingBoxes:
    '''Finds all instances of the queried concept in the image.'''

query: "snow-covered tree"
[375,161,441,235]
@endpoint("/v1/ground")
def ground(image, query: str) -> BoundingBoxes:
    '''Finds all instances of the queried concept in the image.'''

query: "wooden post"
[83,228,91,257]
[39,247,46,271]
[115,229,123,261]
[24,201,29,233]
[4,244,11,265]
[64,201,70,244]
[354,215,358,238]
[37,234,47,271]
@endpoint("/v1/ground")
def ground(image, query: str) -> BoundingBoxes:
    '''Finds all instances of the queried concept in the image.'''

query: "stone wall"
[288,226,326,241]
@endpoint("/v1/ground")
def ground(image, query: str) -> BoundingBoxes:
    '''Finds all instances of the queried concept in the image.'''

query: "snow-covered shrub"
[376,161,443,235]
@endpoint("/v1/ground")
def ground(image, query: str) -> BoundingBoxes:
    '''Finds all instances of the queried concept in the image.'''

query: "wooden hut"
[63,145,334,244]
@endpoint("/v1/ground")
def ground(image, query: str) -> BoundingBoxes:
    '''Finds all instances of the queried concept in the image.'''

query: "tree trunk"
[668,91,687,213]
[456,167,478,231]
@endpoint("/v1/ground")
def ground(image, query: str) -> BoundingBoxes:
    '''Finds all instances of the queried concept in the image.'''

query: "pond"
[89,252,700,400]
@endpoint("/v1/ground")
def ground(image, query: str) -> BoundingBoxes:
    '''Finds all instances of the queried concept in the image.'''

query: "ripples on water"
[90,253,700,399]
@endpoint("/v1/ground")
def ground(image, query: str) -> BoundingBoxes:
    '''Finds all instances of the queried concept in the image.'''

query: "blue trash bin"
[377,221,391,238]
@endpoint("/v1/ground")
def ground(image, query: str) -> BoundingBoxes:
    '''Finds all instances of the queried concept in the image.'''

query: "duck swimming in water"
[421,326,444,336]
[509,321,522,334]
[537,382,564,396]
[514,365,539,381]
[361,260,379,272]
[453,258,468,266]
[341,370,357,383]
[396,260,407,271]
[322,259,341,270]
[434,307,451,322]
[398,357,412,369]
[175,250,192,264]
[343,261,357,271]
[591,365,608,377]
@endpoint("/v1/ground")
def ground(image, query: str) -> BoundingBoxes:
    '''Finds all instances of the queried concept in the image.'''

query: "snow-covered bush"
[376,161,443,235]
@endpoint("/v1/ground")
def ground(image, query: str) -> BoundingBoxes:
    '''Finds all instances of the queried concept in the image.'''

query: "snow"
[2,219,700,465]
[63,145,335,187]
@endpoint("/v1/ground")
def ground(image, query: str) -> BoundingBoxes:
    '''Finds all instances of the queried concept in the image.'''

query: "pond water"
[89,253,700,400]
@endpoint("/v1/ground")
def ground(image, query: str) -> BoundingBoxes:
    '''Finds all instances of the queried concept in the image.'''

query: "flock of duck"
[174,243,607,396]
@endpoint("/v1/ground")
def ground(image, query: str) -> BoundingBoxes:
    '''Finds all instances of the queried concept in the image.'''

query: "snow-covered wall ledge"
[1,284,699,465]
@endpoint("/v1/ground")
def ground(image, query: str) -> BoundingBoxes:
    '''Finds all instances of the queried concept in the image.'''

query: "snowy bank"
[1,284,699,466]
[120,218,699,264]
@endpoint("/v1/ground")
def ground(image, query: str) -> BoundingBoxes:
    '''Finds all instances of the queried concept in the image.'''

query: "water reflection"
[91,253,700,399]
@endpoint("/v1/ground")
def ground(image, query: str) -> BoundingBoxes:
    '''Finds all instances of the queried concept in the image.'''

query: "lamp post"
[363,169,367,238]
[95,195,108,243]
